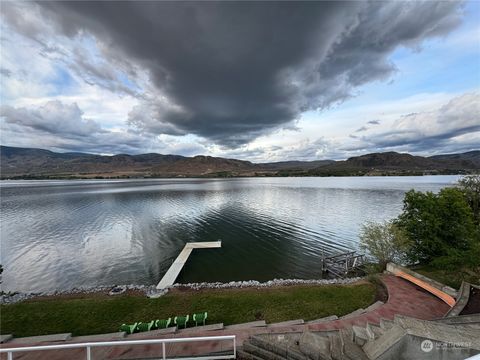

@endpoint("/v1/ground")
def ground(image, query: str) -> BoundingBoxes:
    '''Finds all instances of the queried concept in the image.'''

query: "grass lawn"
[0,282,375,337]
[413,265,480,289]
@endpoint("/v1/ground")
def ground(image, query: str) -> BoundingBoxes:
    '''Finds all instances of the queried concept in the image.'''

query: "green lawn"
[0,283,375,337]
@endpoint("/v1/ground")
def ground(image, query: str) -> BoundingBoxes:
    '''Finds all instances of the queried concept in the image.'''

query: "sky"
[0,0,479,162]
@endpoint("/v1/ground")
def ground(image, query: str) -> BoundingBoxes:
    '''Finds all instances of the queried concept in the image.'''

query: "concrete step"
[339,328,354,343]
[340,308,365,319]
[364,301,384,312]
[224,320,266,330]
[0,334,13,344]
[393,315,480,349]
[343,341,368,360]
[237,348,266,360]
[176,323,224,334]
[328,333,344,360]
[366,323,384,340]
[249,334,308,360]
[9,333,72,344]
[126,326,176,338]
[379,318,394,331]
[352,325,369,346]
[298,332,332,360]
[244,342,287,360]
[307,315,338,324]
[69,331,126,342]
[339,329,368,360]
[433,313,480,325]
[459,323,480,329]
[363,324,406,360]
[268,319,304,328]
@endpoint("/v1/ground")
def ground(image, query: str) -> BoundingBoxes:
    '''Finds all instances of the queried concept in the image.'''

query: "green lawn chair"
[155,318,172,329]
[119,322,138,334]
[174,315,189,329]
[137,321,155,332]
[193,312,208,326]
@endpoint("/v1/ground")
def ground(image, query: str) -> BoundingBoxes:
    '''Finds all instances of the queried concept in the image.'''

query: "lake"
[0,176,459,292]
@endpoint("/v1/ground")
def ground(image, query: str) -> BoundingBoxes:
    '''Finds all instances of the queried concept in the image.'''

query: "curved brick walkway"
[307,275,449,331]
[1,275,450,359]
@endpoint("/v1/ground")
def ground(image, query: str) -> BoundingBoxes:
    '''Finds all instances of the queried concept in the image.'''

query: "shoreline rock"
[0,276,362,304]
[171,277,363,290]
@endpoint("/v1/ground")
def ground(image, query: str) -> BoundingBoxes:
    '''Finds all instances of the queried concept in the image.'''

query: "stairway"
[238,315,480,360]
[238,328,368,360]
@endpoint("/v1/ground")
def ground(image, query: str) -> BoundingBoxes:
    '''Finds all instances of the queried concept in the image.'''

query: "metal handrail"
[0,334,236,360]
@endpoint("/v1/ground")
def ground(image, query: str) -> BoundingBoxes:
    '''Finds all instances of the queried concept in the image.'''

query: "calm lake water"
[0,176,459,292]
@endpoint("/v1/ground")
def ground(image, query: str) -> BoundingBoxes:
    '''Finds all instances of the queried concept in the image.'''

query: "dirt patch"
[460,286,480,315]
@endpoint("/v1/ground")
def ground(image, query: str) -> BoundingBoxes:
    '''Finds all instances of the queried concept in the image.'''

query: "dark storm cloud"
[14,1,465,146]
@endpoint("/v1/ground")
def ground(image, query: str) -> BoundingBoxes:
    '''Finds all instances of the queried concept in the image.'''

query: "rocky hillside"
[0,146,478,178]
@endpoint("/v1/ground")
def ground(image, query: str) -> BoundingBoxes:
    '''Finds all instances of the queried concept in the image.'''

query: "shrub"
[359,220,411,270]
[457,175,480,225]
[396,188,477,265]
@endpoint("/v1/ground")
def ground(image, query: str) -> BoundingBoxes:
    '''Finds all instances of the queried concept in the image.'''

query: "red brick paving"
[0,275,451,359]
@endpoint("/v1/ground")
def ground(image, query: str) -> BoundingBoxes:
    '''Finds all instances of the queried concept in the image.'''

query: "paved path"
[0,275,450,359]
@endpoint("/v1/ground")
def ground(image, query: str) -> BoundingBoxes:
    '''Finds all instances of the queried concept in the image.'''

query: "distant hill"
[429,151,480,168]
[256,160,335,170]
[345,152,436,169]
[0,145,478,179]
[344,151,480,169]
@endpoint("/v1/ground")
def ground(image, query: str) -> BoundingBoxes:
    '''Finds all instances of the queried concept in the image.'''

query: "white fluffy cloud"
[1,101,102,137]
[346,92,480,153]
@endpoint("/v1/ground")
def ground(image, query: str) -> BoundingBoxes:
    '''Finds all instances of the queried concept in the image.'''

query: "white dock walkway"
[156,241,221,290]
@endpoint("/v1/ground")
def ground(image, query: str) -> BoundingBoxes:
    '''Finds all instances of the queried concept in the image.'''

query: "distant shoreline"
[1,170,477,181]
[2,145,479,180]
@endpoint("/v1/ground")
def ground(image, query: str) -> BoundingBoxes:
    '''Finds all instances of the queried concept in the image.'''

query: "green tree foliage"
[396,188,477,267]
[457,175,480,225]
[359,220,411,270]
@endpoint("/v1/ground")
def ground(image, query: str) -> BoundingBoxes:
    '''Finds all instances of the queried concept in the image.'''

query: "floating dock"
[156,241,222,290]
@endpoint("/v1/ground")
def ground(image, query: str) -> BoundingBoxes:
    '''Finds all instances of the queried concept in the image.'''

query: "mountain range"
[1,145,479,179]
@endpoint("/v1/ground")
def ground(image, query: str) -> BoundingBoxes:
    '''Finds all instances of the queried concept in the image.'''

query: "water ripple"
[0,176,458,292]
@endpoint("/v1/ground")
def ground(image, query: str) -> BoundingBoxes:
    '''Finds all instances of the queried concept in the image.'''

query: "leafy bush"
[457,175,480,225]
[396,187,478,268]
[360,178,480,273]
[359,220,411,270]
